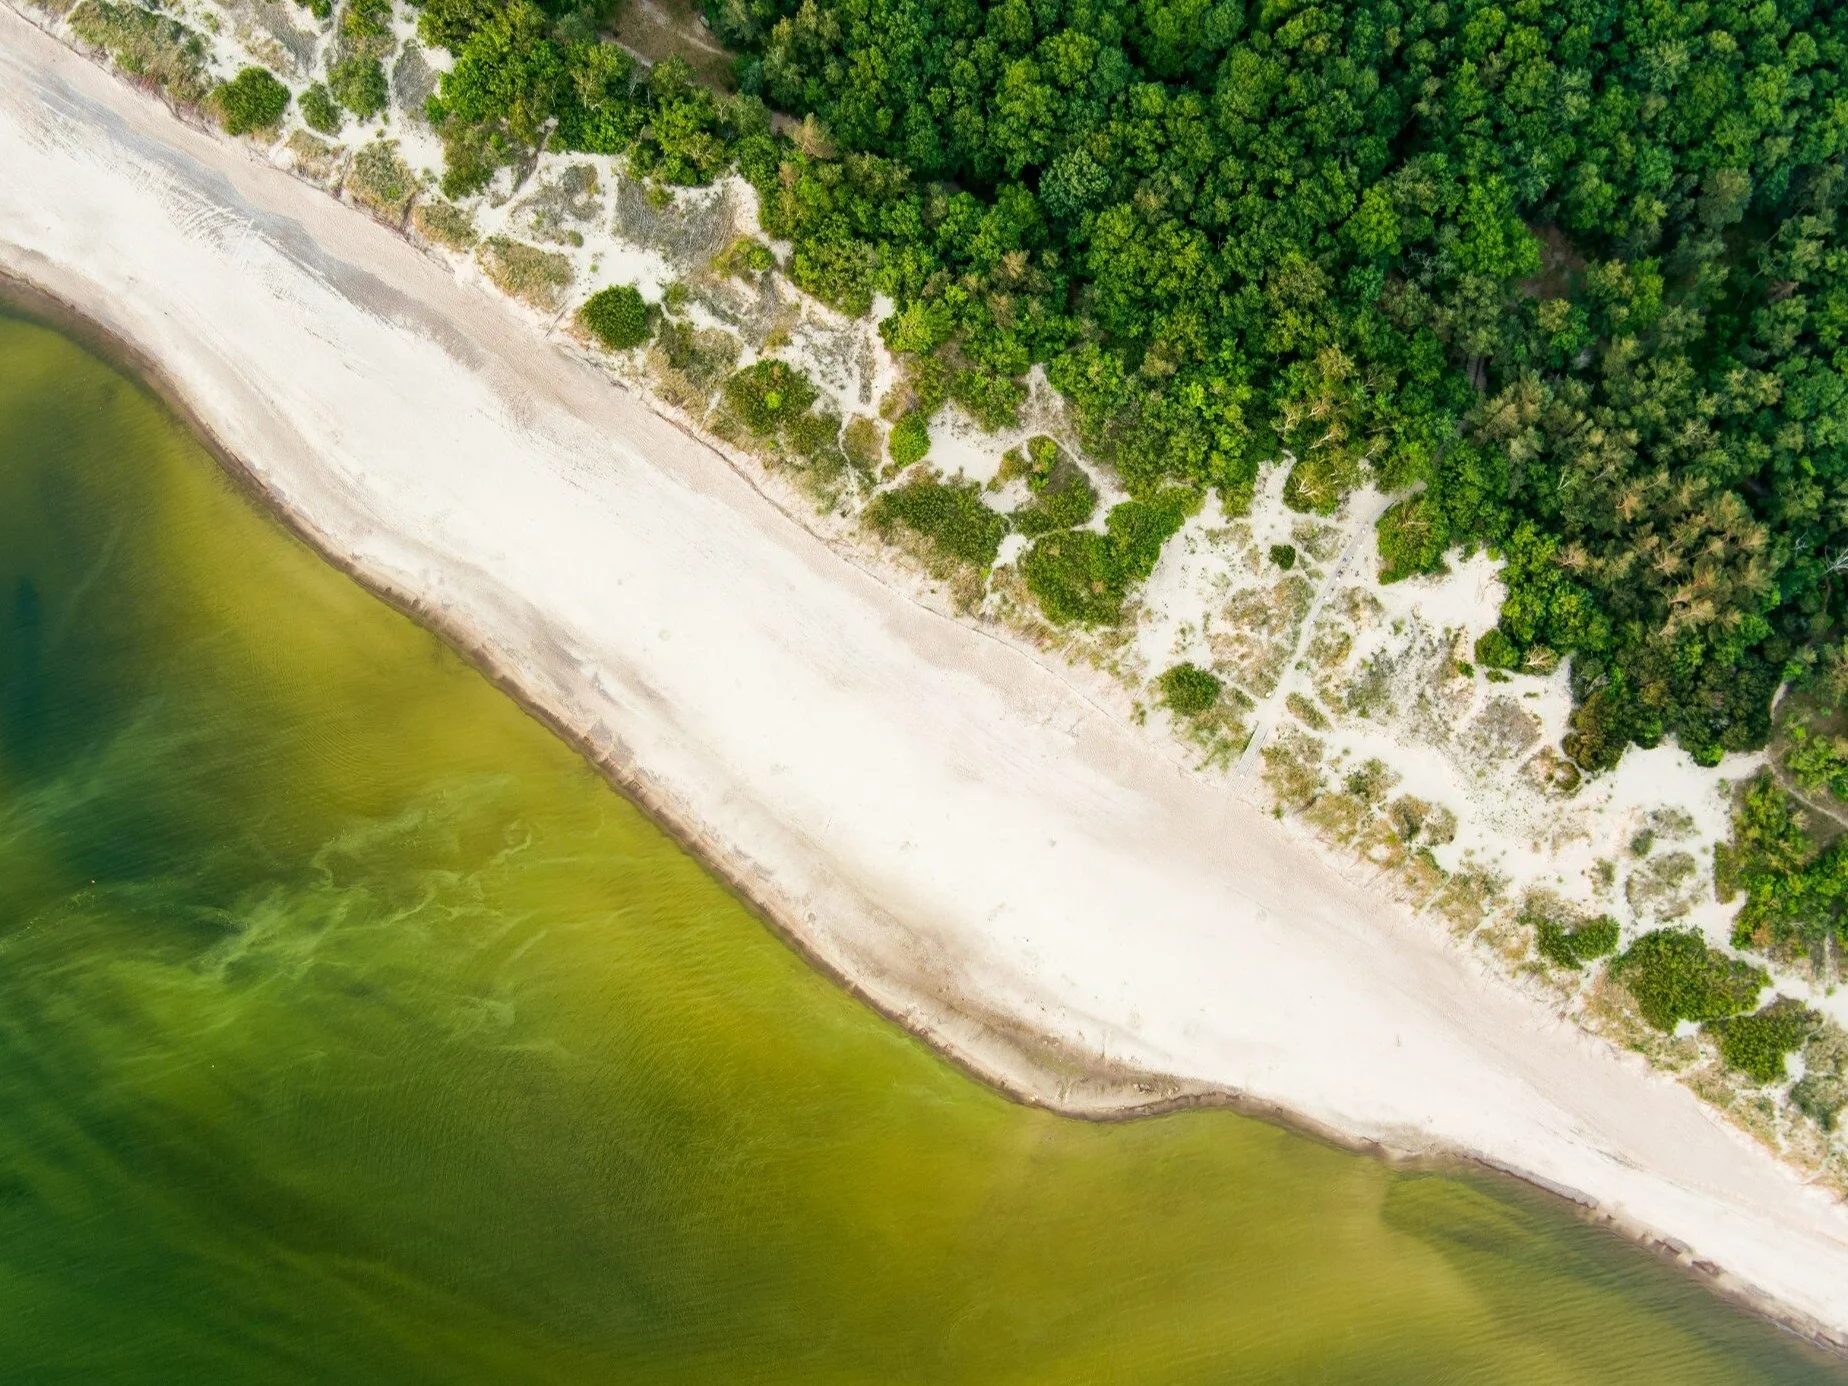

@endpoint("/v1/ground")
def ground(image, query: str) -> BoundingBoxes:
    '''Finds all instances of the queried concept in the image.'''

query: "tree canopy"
[422,0,1848,769]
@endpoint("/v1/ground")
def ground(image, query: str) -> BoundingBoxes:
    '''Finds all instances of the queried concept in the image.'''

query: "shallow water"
[0,306,1841,1384]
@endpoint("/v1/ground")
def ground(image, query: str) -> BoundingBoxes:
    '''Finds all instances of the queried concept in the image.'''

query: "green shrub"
[329,54,389,120]
[1610,929,1768,1031]
[1792,1027,1848,1129]
[1269,543,1296,570]
[1021,529,1122,625]
[718,237,777,279]
[213,66,290,135]
[300,81,343,134]
[1010,457,1097,536]
[1475,628,1520,670]
[1376,492,1450,583]
[1535,915,1620,969]
[1105,489,1194,585]
[69,0,210,104]
[867,473,1007,571]
[1159,663,1222,718]
[1786,725,1848,802]
[1707,997,1819,1084]
[578,285,651,350]
[950,365,1027,431]
[722,359,818,437]
[297,0,333,18]
[888,411,931,468]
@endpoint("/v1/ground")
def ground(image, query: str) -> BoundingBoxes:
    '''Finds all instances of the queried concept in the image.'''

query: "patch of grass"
[578,285,651,350]
[477,237,574,310]
[411,198,477,249]
[329,54,389,120]
[1158,663,1222,718]
[647,318,740,412]
[1535,915,1620,969]
[722,359,818,437]
[867,472,1007,572]
[1610,929,1767,1032]
[1707,997,1819,1084]
[1106,488,1195,584]
[213,66,290,135]
[1010,456,1097,536]
[345,139,418,222]
[888,411,931,469]
[1269,543,1297,570]
[716,236,776,280]
[300,81,343,134]
[1793,1024,1848,1129]
[70,1,211,105]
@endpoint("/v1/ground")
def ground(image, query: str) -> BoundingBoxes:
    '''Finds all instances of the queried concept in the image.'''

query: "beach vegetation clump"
[477,237,574,311]
[841,416,882,476]
[212,66,290,135]
[1007,442,1097,537]
[1269,544,1296,571]
[1376,493,1450,584]
[1793,1025,1848,1130]
[1534,915,1620,969]
[344,139,417,223]
[1610,929,1767,1032]
[716,237,777,282]
[411,198,477,250]
[1707,997,1820,1085]
[1786,723,1848,803]
[578,285,651,351]
[1715,772,1848,962]
[69,0,211,105]
[329,55,389,120]
[887,412,930,470]
[867,473,1007,574]
[722,359,818,438]
[1159,663,1222,719]
[300,81,343,134]
[1020,530,1122,626]
[647,318,740,414]
[296,0,332,19]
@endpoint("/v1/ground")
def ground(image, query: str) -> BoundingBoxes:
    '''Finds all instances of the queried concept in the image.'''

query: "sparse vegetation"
[70,0,211,104]
[411,198,477,249]
[476,237,573,310]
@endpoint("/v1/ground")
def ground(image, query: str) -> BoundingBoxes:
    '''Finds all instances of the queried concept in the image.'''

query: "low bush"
[411,198,477,249]
[578,285,651,350]
[950,365,1027,432]
[300,81,343,134]
[1786,724,1848,801]
[1610,929,1768,1031]
[345,139,417,222]
[1475,628,1520,670]
[213,66,290,135]
[722,359,818,437]
[1159,663,1222,718]
[1708,997,1820,1084]
[477,237,574,310]
[1021,529,1122,625]
[329,54,389,120]
[888,411,931,469]
[1535,915,1620,969]
[70,0,210,104]
[1010,457,1097,537]
[1792,1026,1848,1129]
[1106,489,1194,585]
[867,473,1007,571]
[1269,543,1296,570]
[841,416,881,475]
[1376,492,1450,583]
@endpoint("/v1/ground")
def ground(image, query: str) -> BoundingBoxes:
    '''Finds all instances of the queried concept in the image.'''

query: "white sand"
[5,6,1848,1344]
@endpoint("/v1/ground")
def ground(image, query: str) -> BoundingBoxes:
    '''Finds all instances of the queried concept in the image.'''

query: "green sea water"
[0,306,1841,1385]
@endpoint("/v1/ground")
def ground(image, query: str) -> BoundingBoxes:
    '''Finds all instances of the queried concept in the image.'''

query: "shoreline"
[6,6,1848,1358]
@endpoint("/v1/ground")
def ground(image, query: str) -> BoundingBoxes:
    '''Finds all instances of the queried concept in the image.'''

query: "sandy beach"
[5,2,1848,1347]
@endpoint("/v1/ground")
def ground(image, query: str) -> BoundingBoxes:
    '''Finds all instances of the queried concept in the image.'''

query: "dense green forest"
[415,0,1848,774]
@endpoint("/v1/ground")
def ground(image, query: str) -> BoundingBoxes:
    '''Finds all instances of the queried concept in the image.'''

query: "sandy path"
[5,7,1848,1345]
